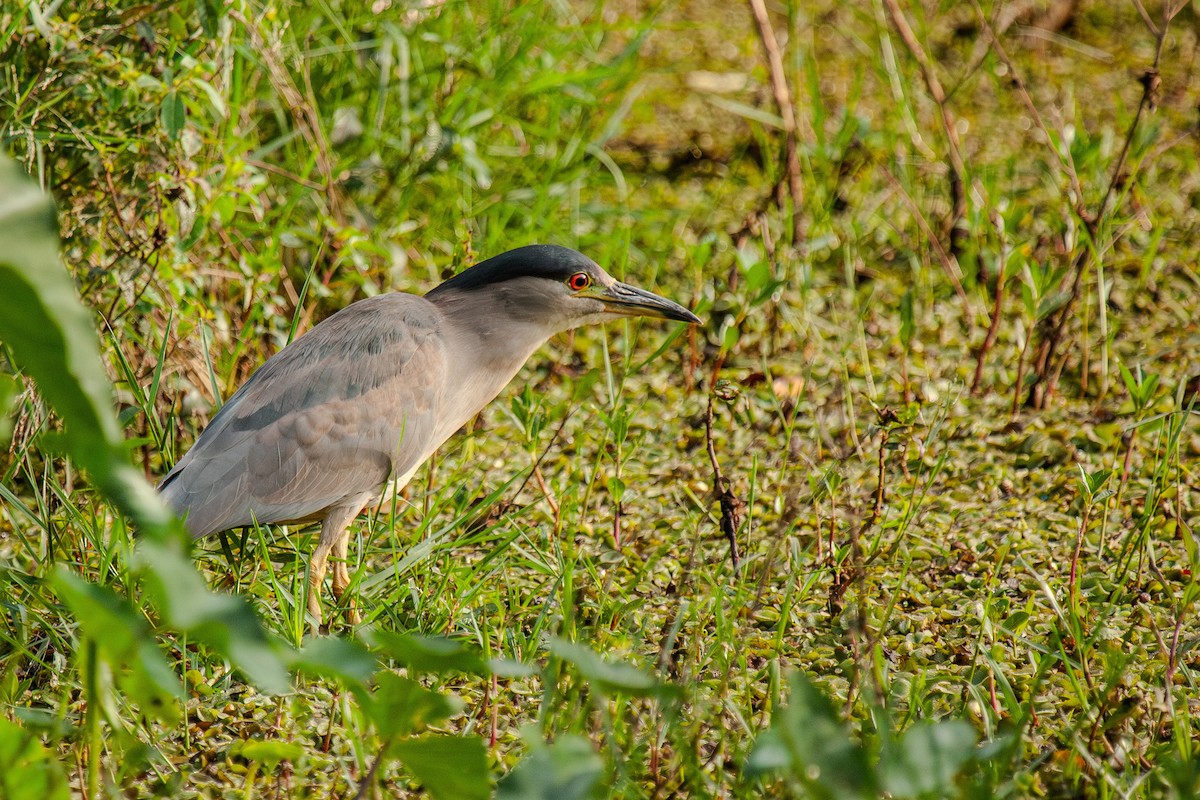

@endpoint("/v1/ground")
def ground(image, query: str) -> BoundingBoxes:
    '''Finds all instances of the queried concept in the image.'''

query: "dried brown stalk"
[974,0,1184,408]
[879,163,974,323]
[230,9,344,227]
[881,0,968,257]
[704,358,743,571]
[747,0,806,246]
[971,209,1009,395]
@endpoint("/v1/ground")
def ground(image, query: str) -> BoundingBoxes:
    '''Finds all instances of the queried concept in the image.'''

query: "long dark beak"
[595,282,701,324]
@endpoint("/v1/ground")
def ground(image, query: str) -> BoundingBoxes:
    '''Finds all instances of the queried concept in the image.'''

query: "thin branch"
[973,0,1180,408]
[353,741,388,800]
[230,9,344,225]
[971,209,1009,394]
[971,0,1086,212]
[879,163,975,323]
[747,0,806,246]
[1129,0,1159,36]
[704,357,742,571]
[881,0,968,256]
[1036,6,1176,405]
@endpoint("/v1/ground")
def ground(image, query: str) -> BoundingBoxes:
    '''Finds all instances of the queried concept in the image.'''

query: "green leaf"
[745,727,791,775]
[497,734,606,800]
[9,708,72,739]
[720,318,740,351]
[194,0,221,37]
[549,638,676,699]
[290,636,377,687]
[167,11,188,40]
[899,289,915,346]
[1118,361,1138,397]
[50,568,182,723]
[880,720,978,798]
[1076,466,1113,499]
[161,91,186,140]
[391,734,490,800]
[744,672,876,799]
[0,372,20,446]
[367,631,492,676]
[360,672,460,739]
[132,538,291,694]
[0,154,175,538]
[230,739,305,766]
[705,95,785,128]
[0,717,70,800]
[1035,290,1071,321]
[1001,610,1031,634]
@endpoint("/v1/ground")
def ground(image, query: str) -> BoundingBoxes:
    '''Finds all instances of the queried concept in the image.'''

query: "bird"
[158,244,700,630]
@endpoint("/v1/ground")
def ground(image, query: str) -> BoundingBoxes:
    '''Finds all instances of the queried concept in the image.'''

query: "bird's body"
[159,244,699,629]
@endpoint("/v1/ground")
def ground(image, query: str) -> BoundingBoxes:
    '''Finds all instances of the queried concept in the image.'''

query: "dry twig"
[974,0,1185,408]
[882,0,968,257]
[747,0,806,247]
[971,209,1009,394]
[704,359,743,571]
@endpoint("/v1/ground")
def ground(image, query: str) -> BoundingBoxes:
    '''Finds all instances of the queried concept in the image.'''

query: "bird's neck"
[428,286,564,437]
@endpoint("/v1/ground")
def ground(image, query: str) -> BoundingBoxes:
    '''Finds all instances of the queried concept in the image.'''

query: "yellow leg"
[307,505,360,633]
[330,529,361,626]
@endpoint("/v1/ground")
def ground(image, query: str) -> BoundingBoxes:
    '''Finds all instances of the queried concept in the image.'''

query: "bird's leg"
[330,528,361,626]
[309,505,359,634]
[308,537,335,633]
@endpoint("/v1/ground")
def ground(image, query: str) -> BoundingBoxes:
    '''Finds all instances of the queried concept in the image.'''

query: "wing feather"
[159,294,448,537]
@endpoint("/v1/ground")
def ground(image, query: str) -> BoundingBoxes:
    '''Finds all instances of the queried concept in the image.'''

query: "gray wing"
[158,293,448,537]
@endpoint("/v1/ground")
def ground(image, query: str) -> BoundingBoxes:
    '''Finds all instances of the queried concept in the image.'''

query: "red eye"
[567,272,591,291]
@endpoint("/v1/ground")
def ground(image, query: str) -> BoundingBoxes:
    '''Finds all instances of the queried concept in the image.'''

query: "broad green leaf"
[549,638,676,699]
[0,372,19,446]
[391,734,489,800]
[0,154,174,537]
[0,167,284,702]
[132,538,291,693]
[290,636,377,686]
[230,739,305,765]
[0,717,70,800]
[497,735,606,800]
[368,631,491,676]
[745,727,791,774]
[744,672,876,800]
[161,91,186,140]
[50,569,182,723]
[880,720,978,798]
[10,708,72,739]
[360,673,460,739]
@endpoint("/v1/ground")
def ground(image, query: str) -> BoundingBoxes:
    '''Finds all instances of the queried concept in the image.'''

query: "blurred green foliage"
[2,0,1200,797]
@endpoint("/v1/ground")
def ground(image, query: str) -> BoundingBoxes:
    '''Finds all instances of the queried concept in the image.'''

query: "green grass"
[2,0,1200,797]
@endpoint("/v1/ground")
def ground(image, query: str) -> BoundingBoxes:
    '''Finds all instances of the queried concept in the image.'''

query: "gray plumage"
[159,244,699,629]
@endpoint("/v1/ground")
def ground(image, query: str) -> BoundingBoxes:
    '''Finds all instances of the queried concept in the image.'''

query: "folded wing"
[158,294,447,537]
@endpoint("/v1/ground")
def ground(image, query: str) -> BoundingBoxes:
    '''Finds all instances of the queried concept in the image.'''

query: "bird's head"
[426,244,701,333]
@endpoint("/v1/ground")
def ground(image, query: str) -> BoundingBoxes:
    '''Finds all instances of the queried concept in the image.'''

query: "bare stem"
[705,355,743,571]
[882,0,967,256]
[971,210,1009,395]
[1069,502,1092,602]
[879,163,974,323]
[974,0,1178,407]
[747,0,806,246]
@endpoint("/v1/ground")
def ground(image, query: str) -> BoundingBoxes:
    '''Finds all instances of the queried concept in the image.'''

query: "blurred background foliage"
[2,0,1200,797]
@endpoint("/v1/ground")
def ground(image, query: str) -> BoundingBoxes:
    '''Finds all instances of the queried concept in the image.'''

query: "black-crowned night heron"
[159,244,699,629]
